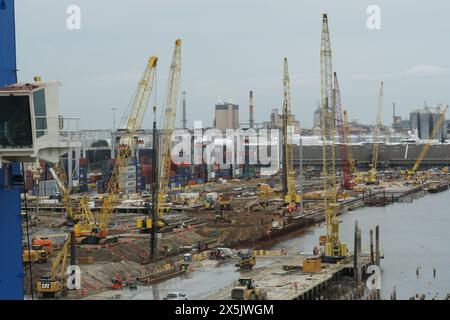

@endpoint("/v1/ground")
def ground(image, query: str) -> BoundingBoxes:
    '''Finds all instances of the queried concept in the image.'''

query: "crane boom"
[320,13,347,259]
[282,58,298,203]
[49,163,77,221]
[121,56,158,148]
[368,81,384,183]
[343,110,354,174]
[333,72,352,189]
[411,105,448,173]
[158,39,182,216]
[77,56,158,240]
[50,233,70,281]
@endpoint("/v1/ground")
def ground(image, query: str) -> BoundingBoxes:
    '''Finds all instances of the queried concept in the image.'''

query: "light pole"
[111,107,117,159]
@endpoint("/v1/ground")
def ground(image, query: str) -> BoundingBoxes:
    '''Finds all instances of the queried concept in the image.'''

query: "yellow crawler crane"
[366,81,384,184]
[157,39,182,219]
[78,56,158,244]
[282,58,301,204]
[319,13,348,262]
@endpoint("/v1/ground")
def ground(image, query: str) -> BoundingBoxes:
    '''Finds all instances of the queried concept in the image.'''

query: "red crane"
[333,72,353,190]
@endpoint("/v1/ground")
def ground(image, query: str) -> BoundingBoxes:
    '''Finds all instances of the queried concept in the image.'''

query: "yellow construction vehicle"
[366,81,384,185]
[231,278,267,300]
[157,39,182,221]
[76,55,158,243]
[235,250,256,270]
[319,14,348,262]
[36,234,70,298]
[218,194,233,210]
[281,58,301,204]
[22,246,49,264]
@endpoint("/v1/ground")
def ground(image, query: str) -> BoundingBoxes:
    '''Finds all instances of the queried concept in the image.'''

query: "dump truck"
[218,195,232,210]
[231,278,267,300]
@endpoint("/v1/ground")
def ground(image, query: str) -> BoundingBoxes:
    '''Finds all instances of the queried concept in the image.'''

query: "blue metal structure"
[0,164,24,300]
[0,0,17,87]
[0,0,24,300]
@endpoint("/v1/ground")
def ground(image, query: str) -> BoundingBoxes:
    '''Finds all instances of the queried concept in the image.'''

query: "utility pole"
[182,91,187,130]
[150,105,159,260]
[111,107,117,159]
[299,138,304,213]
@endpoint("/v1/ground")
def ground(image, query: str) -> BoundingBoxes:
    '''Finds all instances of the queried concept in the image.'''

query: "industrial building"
[410,107,447,140]
[214,101,240,131]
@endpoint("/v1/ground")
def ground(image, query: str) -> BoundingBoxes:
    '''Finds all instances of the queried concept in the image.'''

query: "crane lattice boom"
[158,39,182,217]
[368,81,384,183]
[282,58,298,203]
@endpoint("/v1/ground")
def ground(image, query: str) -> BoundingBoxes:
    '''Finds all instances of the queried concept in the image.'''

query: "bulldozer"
[235,250,256,270]
[231,278,267,300]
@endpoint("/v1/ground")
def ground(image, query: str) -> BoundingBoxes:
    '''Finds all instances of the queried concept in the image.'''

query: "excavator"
[36,233,70,298]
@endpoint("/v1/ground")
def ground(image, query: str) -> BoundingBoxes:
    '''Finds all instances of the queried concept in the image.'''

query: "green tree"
[91,140,109,148]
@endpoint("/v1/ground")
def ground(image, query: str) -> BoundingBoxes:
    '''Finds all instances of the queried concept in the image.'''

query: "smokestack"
[182,91,187,129]
[249,91,254,129]
[393,102,396,128]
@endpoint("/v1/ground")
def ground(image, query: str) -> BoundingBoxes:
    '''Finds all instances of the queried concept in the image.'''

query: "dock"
[206,254,372,300]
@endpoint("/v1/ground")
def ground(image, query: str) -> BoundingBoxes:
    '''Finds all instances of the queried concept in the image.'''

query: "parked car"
[163,292,188,300]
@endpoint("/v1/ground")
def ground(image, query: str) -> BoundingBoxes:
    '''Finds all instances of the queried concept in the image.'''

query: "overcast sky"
[14,0,450,130]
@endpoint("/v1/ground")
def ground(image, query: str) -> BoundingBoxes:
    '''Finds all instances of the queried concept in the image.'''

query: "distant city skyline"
[14,0,450,130]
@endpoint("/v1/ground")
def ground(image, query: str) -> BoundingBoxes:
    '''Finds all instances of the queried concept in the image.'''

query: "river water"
[96,189,450,300]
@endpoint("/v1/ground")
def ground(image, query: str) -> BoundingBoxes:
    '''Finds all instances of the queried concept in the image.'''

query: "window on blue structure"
[0,95,33,148]
[33,89,47,138]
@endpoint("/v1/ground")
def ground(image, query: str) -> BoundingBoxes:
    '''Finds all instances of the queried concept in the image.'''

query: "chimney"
[249,91,254,129]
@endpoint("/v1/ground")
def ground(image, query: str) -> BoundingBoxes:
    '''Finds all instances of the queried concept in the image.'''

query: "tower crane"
[407,105,448,177]
[282,58,300,205]
[157,39,182,218]
[366,81,384,184]
[333,72,353,190]
[75,56,158,244]
[319,13,348,261]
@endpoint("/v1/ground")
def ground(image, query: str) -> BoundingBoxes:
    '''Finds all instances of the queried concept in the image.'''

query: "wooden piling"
[354,220,359,285]
[375,225,380,266]
[370,229,374,264]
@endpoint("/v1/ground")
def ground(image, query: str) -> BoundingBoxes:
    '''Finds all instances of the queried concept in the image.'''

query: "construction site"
[1,1,450,303]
